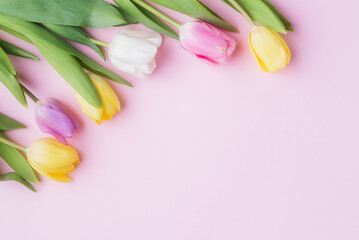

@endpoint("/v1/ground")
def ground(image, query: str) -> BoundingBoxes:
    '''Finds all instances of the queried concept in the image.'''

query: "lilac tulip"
[35,98,79,144]
[179,20,236,64]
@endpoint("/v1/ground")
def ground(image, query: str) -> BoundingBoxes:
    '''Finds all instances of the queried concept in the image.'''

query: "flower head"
[109,29,163,78]
[26,138,79,183]
[35,98,79,145]
[75,73,120,124]
[179,20,236,64]
[249,26,291,73]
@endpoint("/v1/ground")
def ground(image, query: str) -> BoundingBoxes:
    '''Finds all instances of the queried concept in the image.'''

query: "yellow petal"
[75,92,103,123]
[88,73,120,120]
[26,138,79,182]
[28,158,72,183]
[249,26,291,73]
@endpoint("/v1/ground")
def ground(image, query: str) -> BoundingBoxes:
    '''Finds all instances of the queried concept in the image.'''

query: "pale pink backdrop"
[1,0,358,239]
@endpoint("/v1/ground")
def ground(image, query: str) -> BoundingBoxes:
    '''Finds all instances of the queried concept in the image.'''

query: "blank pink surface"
[1,0,359,239]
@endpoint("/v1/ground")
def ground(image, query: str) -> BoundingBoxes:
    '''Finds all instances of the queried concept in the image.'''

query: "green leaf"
[0,113,25,131]
[0,132,38,183]
[148,0,237,32]
[44,24,106,60]
[260,0,293,31]
[0,15,132,108]
[114,0,178,39]
[223,0,287,33]
[0,172,36,192]
[0,46,27,107]
[0,0,126,28]
[0,39,39,60]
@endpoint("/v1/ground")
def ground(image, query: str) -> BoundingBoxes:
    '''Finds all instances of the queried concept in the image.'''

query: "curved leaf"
[0,15,133,108]
[0,113,25,131]
[0,39,39,60]
[44,24,106,60]
[0,132,38,183]
[0,172,36,192]
[148,0,237,32]
[260,0,293,31]
[0,46,27,107]
[223,0,287,33]
[0,0,126,28]
[114,0,178,39]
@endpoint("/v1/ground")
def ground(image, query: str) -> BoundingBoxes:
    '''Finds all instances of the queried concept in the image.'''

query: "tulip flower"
[0,136,79,183]
[27,138,79,183]
[249,26,291,73]
[179,20,236,64]
[109,29,163,78]
[75,73,120,124]
[35,98,79,145]
[224,0,292,73]
[21,86,79,144]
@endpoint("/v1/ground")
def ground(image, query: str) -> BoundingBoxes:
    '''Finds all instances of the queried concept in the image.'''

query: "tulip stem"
[90,38,110,48]
[227,0,256,27]
[21,84,39,102]
[131,0,182,29]
[0,136,27,152]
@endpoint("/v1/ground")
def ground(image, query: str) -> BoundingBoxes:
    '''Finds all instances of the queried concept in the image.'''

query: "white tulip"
[109,29,163,78]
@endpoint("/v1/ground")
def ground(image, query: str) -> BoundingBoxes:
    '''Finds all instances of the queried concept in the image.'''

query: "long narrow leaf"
[0,15,132,108]
[0,0,126,28]
[223,0,287,33]
[0,132,38,183]
[0,172,36,192]
[148,0,237,32]
[114,0,178,39]
[260,0,293,31]
[44,24,106,60]
[0,46,27,107]
[0,39,39,60]
[0,113,25,131]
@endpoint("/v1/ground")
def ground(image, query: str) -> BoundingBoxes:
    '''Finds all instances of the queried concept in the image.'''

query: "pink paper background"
[1,0,358,239]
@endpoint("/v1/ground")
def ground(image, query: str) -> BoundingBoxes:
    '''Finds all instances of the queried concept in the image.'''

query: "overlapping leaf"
[148,0,237,32]
[0,113,25,131]
[0,15,133,108]
[0,39,39,60]
[44,24,106,60]
[0,0,126,28]
[0,132,38,183]
[114,0,178,39]
[0,172,36,192]
[0,46,27,107]
[223,0,293,33]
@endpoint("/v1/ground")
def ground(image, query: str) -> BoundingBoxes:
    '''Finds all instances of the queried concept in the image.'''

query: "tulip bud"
[179,20,236,64]
[75,73,120,124]
[249,26,291,73]
[26,138,79,183]
[35,98,79,145]
[109,29,163,78]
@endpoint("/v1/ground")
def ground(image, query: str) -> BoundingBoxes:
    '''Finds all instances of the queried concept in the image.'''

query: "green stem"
[90,38,110,48]
[131,0,182,29]
[0,136,27,152]
[227,0,256,27]
[21,84,38,102]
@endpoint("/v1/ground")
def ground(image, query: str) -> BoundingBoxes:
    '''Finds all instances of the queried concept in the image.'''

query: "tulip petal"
[179,20,236,64]
[75,92,103,124]
[27,138,79,171]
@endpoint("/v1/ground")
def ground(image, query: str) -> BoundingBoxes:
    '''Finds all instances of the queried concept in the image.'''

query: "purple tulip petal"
[35,98,79,143]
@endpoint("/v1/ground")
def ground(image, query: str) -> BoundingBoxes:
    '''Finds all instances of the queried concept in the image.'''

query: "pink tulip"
[179,20,236,64]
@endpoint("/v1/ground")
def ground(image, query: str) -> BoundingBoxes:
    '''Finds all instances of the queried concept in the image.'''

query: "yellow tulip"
[26,138,79,183]
[249,26,291,73]
[75,73,120,124]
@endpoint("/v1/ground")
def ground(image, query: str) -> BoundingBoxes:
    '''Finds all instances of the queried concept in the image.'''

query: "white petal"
[109,29,162,65]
